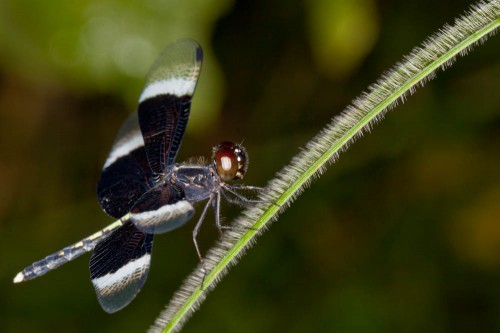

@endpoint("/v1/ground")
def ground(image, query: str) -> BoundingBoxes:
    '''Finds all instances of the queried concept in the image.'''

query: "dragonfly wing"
[90,221,153,313]
[97,113,153,219]
[130,184,195,234]
[138,39,203,174]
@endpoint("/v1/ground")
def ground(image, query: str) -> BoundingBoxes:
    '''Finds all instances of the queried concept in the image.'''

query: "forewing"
[97,113,153,219]
[90,221,153,313]
[138,39,203,174]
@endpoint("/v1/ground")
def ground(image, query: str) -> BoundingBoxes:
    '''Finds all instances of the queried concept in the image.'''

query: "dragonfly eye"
[212,141,248,182]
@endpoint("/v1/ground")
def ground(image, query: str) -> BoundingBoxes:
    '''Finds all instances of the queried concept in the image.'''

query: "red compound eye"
[212,141,248,182]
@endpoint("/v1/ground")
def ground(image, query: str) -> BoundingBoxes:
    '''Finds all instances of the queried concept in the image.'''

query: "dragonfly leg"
[213,191,224,238]
[223,184,278,207]
[192,195,213,288]
[226,183,265,191]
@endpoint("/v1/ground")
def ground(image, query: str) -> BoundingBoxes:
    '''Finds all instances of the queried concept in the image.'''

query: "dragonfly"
[13,39,261,313]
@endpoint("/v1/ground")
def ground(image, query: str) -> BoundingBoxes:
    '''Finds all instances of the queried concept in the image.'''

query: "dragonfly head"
[212,141,248,182]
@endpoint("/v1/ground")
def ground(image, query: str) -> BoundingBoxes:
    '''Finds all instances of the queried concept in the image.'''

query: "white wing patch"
[132,200,195,234]
[104,132,144,168]
[92,253,151,313]
[139,78,197,102]
[92,254,150,292]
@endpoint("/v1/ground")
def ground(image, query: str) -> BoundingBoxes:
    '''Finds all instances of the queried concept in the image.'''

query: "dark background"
[1,0,499,332]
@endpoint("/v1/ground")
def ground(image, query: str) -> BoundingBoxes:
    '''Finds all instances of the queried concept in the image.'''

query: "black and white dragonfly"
[14,39,260,313]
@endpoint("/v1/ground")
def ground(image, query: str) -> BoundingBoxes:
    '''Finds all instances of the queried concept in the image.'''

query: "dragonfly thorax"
[172,164,220,203]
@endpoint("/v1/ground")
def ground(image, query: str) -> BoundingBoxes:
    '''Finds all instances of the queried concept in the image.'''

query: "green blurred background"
[1,0,499,332]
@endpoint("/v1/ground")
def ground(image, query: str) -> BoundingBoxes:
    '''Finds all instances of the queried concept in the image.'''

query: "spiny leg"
[226,184,265,191]
[217,190,258,232]
[192,195,213,288]
[224,184,281,207]
[211,191,250,234]
[213,190,223,239]
[222,186,263,205]
[223,185,278,207]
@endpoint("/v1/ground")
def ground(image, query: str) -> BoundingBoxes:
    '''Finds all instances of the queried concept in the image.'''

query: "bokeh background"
[1,0,499,332]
